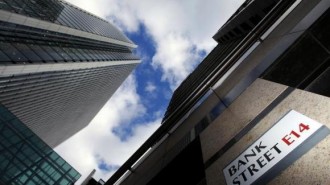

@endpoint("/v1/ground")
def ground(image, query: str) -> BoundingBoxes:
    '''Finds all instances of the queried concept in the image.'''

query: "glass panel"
[50,152,59,161]
[0,110,14,120]
[52,46,70,61]
[0,155,9,171]
[69,48,84,61]
[32,45,54,61]
[42,165,52,175]
[22,145,38,161]
[32,175,42,184]
[0,42,28,63]
[9,119,27,133]
[2,126,14,138]
[40,46,64,62]
[19,174,28,183]
[16,152,28,164]
[311,8,330,50]
[45,165,55,175]
[26,181,36,185]
[12,158,25,170]
[52,172,61,181]
[56,158,65,166]
[68,168,78,178]
[306,66,330,97]
[0,50,11,62]
[3,0,21,13]
[59,178,69,185]
[8,134,20,145]
[13,43,41,62]
[36,170,46,180]
[62,47,79,61]
[6,164,19,177]
[0,1,11,11]
[262,34,328,87]
[62,163,70,171]
[76,49,93,60]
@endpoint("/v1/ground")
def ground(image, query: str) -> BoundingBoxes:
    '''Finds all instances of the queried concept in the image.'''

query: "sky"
[55,0,244,184]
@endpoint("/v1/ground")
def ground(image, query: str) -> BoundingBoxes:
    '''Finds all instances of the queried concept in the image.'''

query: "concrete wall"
[201,79,287,162]
[202,79,330,185]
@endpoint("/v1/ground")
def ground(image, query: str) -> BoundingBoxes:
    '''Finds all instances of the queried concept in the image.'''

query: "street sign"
[223,110,329,185]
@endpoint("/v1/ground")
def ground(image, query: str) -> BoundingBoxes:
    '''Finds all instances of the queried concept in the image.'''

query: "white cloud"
[55,75,161,184]
[145,81,156,93]
[152,33,201,89]
[65,0,244,90]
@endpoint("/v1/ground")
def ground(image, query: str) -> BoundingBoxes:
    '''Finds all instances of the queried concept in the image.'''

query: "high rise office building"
[0,0,139,147]
[106,0,330,184]
[0,104,81,185]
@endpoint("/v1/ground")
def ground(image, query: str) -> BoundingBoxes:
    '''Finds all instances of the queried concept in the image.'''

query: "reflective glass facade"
[0,0,132,43]
[0,21,138,64]
[0,105,80,185]
[0,64,137,147]
[0,0,139,147]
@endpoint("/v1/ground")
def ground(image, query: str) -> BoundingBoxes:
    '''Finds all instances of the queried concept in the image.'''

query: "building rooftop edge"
[60,0,136,46]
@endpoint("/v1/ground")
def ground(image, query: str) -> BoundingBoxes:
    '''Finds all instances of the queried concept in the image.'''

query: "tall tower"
[0,0,139,147]
[105,0,330,184]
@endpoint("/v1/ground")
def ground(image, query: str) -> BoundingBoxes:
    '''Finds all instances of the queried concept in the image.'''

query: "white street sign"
[223,110,328,185]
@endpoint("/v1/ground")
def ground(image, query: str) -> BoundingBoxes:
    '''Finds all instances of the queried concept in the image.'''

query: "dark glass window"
[0,50,10,62]
[261,7,330,98]
[262,34,328,87]
[249,14,262,25]
[62,47,80,61]
[0,42,28,63]
[69,48,84,61]
[310,9,330,50]
[0,1,10,11]
[41,46,64,62]
[147,138,205,185]
[78,49,93,61]
[12,43,43,63]
[240,22,252,31]
[306,66,330,97]
[29,45,54,62]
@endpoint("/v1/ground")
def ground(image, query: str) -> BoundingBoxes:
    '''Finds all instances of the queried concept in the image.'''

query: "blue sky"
[112,24,165,141]
[55,0,244,184]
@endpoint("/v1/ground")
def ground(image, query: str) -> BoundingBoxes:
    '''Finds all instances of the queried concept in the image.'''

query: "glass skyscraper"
[0,0,140,147]
[0,104,80,185]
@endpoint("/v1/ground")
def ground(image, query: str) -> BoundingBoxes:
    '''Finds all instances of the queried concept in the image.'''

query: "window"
[262,34,328,87]
[0,42,27,63]
[306,66,330,97]
[261,7,330,98]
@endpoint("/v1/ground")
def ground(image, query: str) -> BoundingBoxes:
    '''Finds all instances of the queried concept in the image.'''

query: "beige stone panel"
[267,90,330,185]
[200,79,287,162]
[205,89,330,185]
